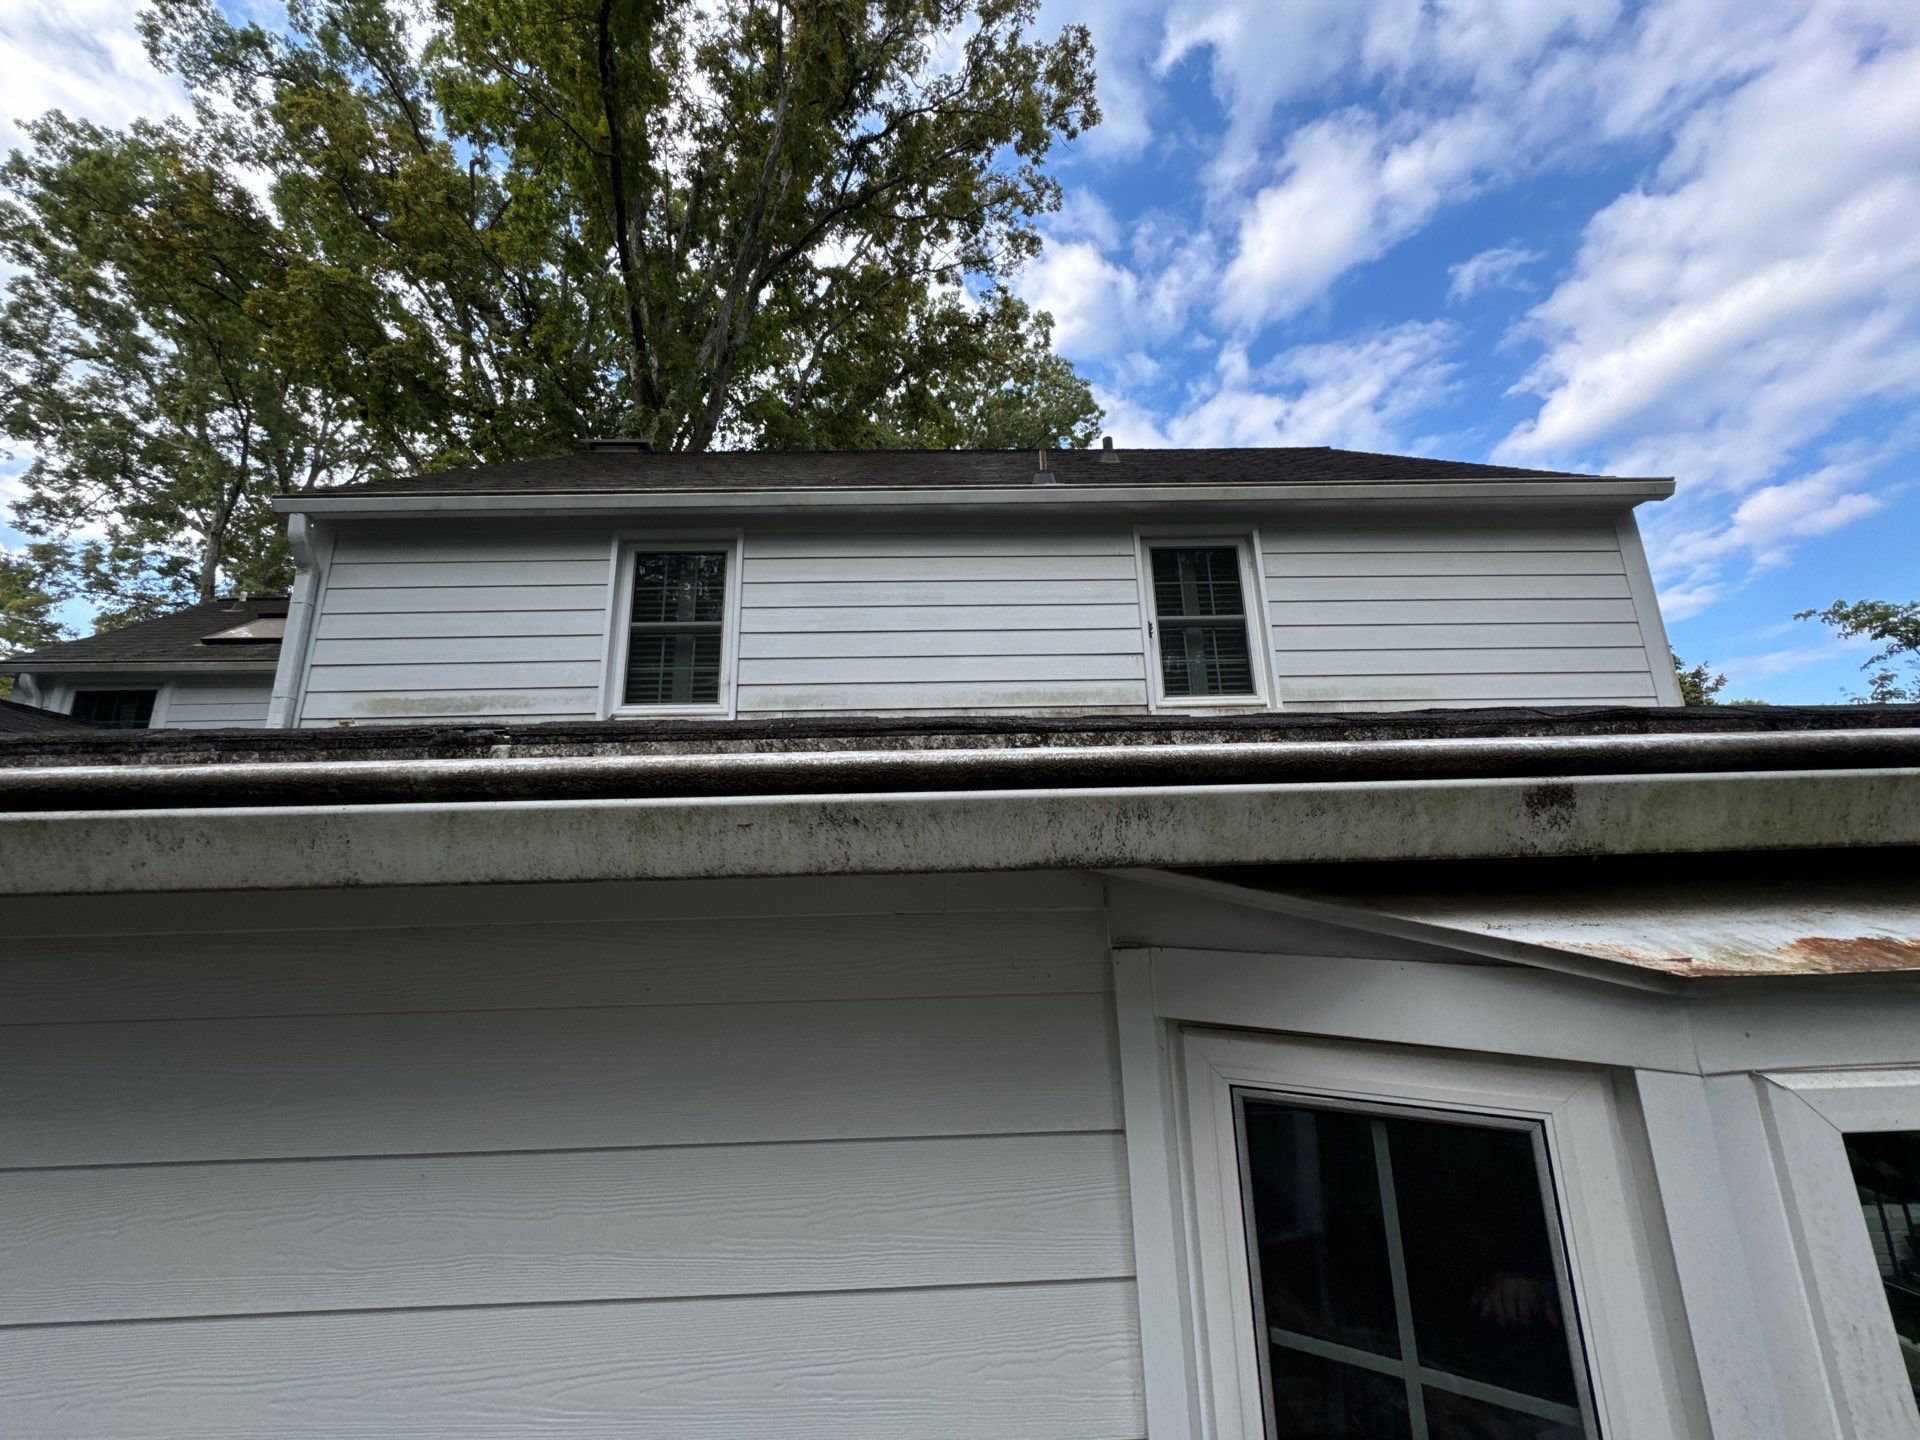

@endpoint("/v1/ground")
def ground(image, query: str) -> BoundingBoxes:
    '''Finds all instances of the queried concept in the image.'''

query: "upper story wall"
[287,508,1678,726]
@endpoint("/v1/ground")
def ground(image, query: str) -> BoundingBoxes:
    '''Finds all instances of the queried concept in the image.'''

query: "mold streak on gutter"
[2,766,1916,897]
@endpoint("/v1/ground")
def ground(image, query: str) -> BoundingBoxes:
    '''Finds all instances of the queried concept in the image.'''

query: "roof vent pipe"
[1099,435,1118,463]
[1034,446,1058,484]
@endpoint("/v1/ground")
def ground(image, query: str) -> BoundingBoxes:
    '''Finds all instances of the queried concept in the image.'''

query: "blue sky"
[3,0,1917,701]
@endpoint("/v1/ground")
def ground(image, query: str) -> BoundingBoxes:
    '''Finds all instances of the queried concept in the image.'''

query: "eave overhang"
[271,476,1677,520]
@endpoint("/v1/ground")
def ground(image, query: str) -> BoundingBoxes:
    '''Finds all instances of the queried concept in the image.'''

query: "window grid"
[70,689,158,729]
[1147,544,1259,700]
[622,549,729,709]
[1234,1091,1601,1440]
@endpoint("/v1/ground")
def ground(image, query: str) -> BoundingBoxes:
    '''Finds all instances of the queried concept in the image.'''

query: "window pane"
[1151,546,1245,618]
[70,689,157,728]
[1268,1343,1412,1440]
[631,551,727,625]
[1390,1116,1583,1407]
[1843,1130,1920,1412]
[1243,1099,1401,1359]
[625,630,722,706]
[1425,1386,1584,1439]
[1161,623,1254,697]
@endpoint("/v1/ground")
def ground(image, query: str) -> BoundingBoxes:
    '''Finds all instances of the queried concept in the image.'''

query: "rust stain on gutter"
[1561,935,1920,977]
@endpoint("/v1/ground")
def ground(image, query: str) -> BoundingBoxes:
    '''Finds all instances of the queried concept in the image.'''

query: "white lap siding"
[1259,518,1667,709]
[0,873,1142,1439]
[156,673,274,728]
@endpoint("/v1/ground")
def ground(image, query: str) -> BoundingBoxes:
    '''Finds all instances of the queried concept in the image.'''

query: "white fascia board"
[271,478,1677,519]
[0,764,1912,897]
[2,660,280,676]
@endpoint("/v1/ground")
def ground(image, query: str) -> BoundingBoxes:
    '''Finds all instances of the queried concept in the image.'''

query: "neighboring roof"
[0,597,287,673]
[0,698,98,735]
[1194,851,1920,979]
[293,445,1611,500]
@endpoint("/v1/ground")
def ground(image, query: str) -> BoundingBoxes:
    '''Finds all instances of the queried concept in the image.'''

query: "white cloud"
[0,0,189,154]
[1166,322,1456,449]
[1448,244,1543,304]
[1716,635,1875,688]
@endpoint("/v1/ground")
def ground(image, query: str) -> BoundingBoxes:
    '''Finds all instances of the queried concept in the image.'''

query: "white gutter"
[272,477,1676,519]
[0,765,1912,896]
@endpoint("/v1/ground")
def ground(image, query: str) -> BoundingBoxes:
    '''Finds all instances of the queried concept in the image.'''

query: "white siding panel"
[298,688,598,721]
[748,554,1137,581]
[0,910,1110,1023]
[3,1132,1131,1324]
[742,654,1144,685]
[748,531,1133,558]
[321,584,606,614]
[304,660,602,692]
[1261,518,1661,709]
[741,602,1142,632]
[744,578,1139,607]
[328,559,610,589]
[0,1281,1144,1440]
[315,609,605,640]
[157,675,274,729]
[739,680,1146,712]
[3,994,1120,1167]
[308,634,606,665]
[739,627,1145,658]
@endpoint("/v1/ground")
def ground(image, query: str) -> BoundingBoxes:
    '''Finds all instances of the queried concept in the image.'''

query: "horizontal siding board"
[334,523,613,564]
[0,873,1103,941]
[2,1132,1130,1324]
[309,635,606,666]
[742,603,1144,633]
[1,994,1120,1167]
[315,609,607,641]
[328,559,611,588]
[739,680,1147,712]
[743,578,1139,608]
[744,554,1136,582]
[1271,550,1625,577]
[0,1280,1144,1439]
[1273,646,1652,677]
[746,531,1134,559]
[1,911,1111,1024]
[1261,526,1617,553]
[1268,622,1648,650]
[1268,598,1639,624]
[737,628,1145,659]
[160,706,272,726]
[304,660,602,693]
[322,584,608,615]
[299,689,598,721]
[1263,574,1632,601]
[738,654,1145,686]
[1281,672,1658,703]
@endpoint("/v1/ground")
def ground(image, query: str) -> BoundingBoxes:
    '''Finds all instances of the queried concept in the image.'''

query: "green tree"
[0,116,382,622]
[1672,650,1727,706]
[1797,599,1920,704]
[3,0,1103,622]
[0,546,68,698]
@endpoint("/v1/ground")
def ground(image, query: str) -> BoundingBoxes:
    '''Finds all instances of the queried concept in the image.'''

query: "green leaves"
[3,0,1102,624]
[1796,599,1920,704]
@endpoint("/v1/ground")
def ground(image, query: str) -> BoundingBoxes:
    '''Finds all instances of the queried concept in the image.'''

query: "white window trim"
[1757,1067,1920,1437]
[600,532,745,719]
[1178,1029,1693,1440]
[1132,530,1278,712]
[60,679,171,729]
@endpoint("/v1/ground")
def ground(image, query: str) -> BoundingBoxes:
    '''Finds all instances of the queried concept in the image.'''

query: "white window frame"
[1757,1067,1920,1437]
[60,680,171,729]
[600,532,745,719]
[1180,1029,1692,1440]
[1133,530,1277,712]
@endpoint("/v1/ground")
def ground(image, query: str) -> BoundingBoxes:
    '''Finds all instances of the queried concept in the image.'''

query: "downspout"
[267,515,332,729]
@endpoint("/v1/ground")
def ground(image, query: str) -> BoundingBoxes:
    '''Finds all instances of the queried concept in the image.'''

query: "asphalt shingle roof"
[302,445,1608,498]
[0,698,99,734]
[1,596,286,671]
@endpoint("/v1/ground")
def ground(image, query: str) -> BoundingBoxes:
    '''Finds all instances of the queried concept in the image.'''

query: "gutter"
[272,477,1676,519]
[1,727,1915,811]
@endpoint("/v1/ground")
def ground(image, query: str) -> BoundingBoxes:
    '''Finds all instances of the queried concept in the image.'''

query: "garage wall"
[0,873,1142,1439]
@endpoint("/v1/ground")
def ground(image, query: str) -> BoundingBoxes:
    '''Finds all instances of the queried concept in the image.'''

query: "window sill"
[607,704,734,720]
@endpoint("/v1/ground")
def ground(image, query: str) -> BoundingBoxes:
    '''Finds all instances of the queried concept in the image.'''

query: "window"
[616,546,735,711]
[1237,1093,1599,1438]
[1843,1131,1920,1413]
[70,689,157,728]
[1145,543,1261,702]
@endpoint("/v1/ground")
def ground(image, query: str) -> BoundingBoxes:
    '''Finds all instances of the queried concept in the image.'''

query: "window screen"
[1237,1092,1600,1438]
[70,689,157,728]
[1149,545,1255,698]
[623,550,727,707]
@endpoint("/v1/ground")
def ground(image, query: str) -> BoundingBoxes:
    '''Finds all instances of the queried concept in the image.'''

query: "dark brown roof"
[304,446,1605,498]
[0,698,99,734]
[0,596,287,672]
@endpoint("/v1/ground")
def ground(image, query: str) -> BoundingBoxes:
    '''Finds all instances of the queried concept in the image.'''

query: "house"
[2,443,1919,1440]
